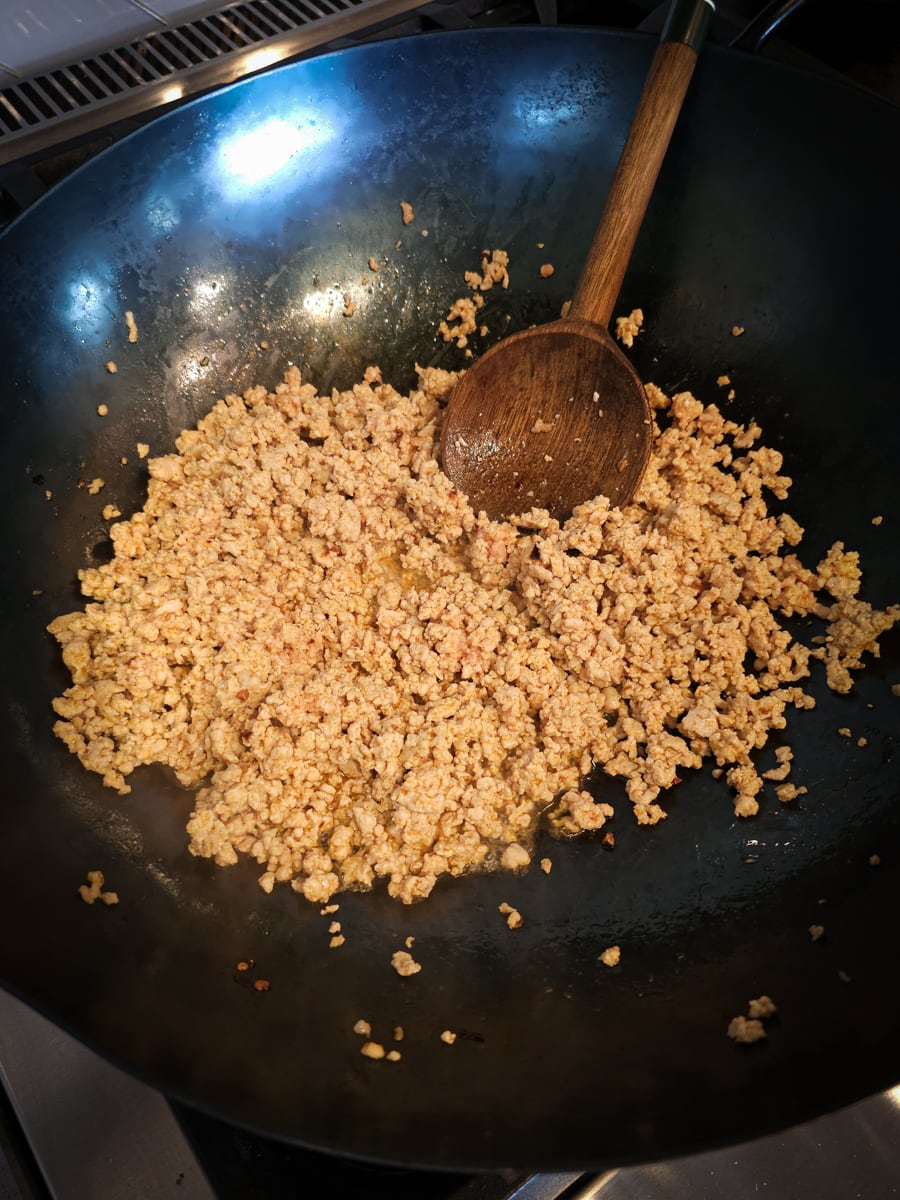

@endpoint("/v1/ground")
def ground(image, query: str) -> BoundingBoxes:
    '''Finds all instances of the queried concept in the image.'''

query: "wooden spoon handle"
[568,0,714,328]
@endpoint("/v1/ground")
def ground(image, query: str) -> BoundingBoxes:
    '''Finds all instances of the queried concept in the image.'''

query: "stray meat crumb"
[361,1041,386,1059]
[539,263,555,278]
[386,1050,402,1062]
[342,293,355,318]
[775,783,807,803]
[393,1025,405,1041]
[253,978,270,991]
[838,727,852,737]
[540,857,552,874]
[400,201,415,225]
[320,904,340,915]
[748,995,777,1019]
[872,516,883,526]
[892,684,900,697]
[329,935,346,949]
[136,442,149,459]
[440,1030,457,1045]
[125,311,139,343]
[599,945,621,967]
[857,736,868,747]
[869,854,881,866]
[615,308,643,347]
[328,920,341,934]
[237,961,250,971]
[809,924,825,942]
[391,949,422,977]
[762,745,793,781]
[727,1015,766,1044]
[87,478,105,495]
[729,995,777,1043]
[717,375,731,388]
[368,257,380,272]
[77,869,119,906]
[102,504,122,521]
[732,325,745,336]
[97,404,109,417]
[531,416,556,432]
[498,902,523,930]
[353,1019,371,1037]
[104,361,118,374]
[404,935,415,949]
[500,842,530,870]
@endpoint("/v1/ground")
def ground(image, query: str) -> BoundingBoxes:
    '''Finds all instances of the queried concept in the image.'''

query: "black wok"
[0,27,898,1171]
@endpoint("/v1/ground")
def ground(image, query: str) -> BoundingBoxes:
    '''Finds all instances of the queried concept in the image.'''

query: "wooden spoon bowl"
[440,318,651,521]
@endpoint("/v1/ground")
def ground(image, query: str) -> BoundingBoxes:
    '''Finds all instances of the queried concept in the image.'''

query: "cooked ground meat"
[49,356,898,906]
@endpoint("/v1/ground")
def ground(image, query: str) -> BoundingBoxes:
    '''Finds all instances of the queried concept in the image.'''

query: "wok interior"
[0,29,898,1169]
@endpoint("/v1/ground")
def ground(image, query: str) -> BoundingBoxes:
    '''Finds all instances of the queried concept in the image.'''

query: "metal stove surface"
[2,3,899,1198]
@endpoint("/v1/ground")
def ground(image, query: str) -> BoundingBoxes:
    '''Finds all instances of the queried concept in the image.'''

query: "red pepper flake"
[253,979,270,992]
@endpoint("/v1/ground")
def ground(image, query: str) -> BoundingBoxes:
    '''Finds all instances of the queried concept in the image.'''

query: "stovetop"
[2,3,899,1198]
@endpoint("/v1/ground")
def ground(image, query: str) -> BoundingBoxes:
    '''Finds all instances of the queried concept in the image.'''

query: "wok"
[0,27,898,1172]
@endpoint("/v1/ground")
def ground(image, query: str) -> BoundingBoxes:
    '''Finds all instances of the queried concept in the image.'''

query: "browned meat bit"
[253,979,270,992]
[353,1019,371,1037]
[498,902,523,930]
[440,1030,457,1045]
[601,832,616,850]
[391,950,422,977]
[808,924,825,942]
[747,995,777,1018]
[731,325,745,336]
[78,870,118,906]
[400,201,415,225]
[614,308,643,347]
[500,842,530,870]
[729,995,776,1042]
[361,1041,385,1059]
[386,1050,402,1062]
[236,960,250,972]
[539,263,555,278]
[540,857,552,874]
[393,1026,405,1041]
[368,256,380,272]
[727,1015,766,1044]
[598,945,621,967]
[869,854,881,867]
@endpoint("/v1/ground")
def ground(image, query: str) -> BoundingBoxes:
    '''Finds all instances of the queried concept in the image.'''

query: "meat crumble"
[49,356,898,907]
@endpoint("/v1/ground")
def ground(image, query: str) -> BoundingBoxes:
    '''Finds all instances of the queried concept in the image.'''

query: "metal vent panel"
[0,0,427,165]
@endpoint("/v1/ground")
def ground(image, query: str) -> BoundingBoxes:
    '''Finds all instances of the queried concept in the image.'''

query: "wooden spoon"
[440,0,714,521]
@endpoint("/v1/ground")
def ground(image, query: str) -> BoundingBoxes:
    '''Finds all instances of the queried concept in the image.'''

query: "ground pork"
[48,361,898,905]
